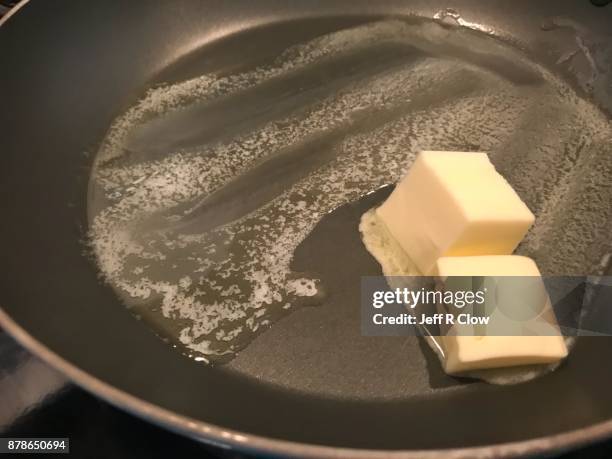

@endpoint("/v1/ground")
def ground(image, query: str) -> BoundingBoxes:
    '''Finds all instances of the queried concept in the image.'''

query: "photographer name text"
[372,312,490,326]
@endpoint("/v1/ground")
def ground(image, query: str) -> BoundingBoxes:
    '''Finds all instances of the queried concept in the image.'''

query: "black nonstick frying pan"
[2,1,612,457]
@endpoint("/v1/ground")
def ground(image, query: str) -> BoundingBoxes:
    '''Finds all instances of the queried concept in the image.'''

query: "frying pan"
[1,0,612,457]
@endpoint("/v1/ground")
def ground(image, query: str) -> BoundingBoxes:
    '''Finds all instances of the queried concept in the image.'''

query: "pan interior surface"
[89,15,611,392]
[2,2,612,453]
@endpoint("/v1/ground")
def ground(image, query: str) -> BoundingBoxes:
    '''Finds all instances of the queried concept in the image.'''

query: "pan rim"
[0,0,28,27]
[1,307,611,458]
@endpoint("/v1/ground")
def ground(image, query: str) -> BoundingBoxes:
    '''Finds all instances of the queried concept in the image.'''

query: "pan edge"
[1,307,611,458]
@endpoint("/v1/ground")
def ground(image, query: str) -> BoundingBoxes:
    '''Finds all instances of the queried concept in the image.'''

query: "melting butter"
[359,208,574,385]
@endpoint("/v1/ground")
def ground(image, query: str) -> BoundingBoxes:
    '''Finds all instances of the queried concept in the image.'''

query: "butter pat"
[436,254,542,277]
[434,255,568,374]
[376,151,534,274]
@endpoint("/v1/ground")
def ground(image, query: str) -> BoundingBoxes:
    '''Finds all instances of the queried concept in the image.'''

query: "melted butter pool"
[88,19,612,364]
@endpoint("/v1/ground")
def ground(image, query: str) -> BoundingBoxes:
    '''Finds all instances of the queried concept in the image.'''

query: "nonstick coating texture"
[1,0,612,454]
